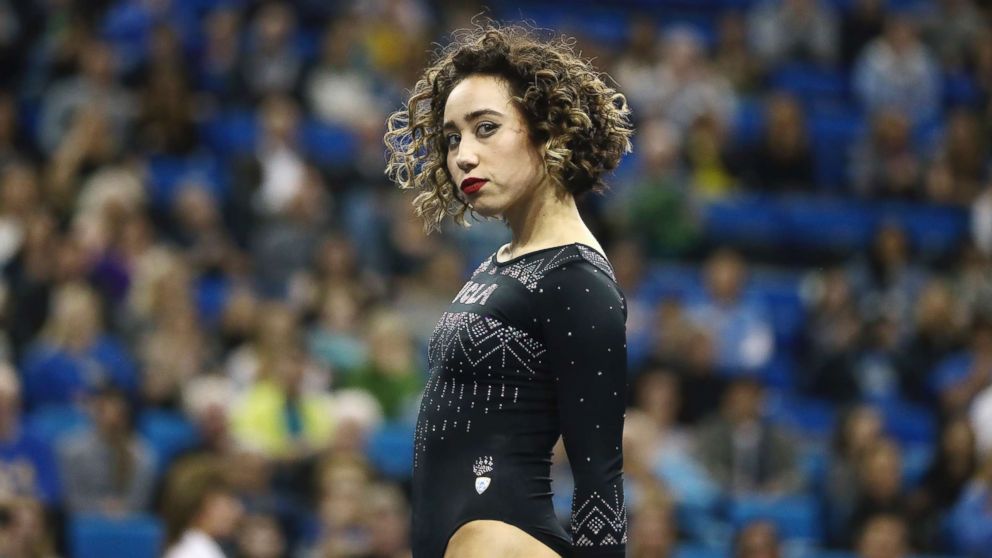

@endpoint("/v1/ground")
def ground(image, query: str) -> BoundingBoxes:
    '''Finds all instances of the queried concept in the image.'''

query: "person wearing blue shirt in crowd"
[931,314,992,417]
[19,282,138,410]
[0,364,60,505]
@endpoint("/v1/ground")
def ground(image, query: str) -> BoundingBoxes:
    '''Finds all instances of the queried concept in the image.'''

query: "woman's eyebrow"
[442,109,505,131]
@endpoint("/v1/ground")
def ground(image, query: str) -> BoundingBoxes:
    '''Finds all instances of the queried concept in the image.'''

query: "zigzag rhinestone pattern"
[481,247,575,291]
[576,245,618,283]
[413,311,547,469]
[571,485,628,547]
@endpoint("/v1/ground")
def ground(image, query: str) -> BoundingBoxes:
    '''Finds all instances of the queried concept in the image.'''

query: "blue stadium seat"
[23,405,91,446]
[943,71,981,107]
[884,203,969,257]
[137,410,201,476]
[641,263,702,304]
[146,154,229,208]
[764,393,836,438]
[729,494,822,543]
[301,119,359,167]
[771,64,849,107]
[201,109,258,157]
[70,514,164,558]
[877,399,936,446]
[807,107,865,190]
[784,198,876,250]
[732,97,766,146]
[703,196,787,248]
[365,422,415,480]
[195,275,230,328]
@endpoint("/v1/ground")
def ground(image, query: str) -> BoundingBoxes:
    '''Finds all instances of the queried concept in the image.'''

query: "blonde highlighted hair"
[384,23,633,234]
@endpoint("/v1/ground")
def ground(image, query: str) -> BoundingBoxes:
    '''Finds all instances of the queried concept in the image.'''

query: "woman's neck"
[500,183,591,257]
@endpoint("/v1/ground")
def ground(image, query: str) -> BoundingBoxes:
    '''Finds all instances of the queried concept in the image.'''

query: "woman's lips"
[461,180,487,194]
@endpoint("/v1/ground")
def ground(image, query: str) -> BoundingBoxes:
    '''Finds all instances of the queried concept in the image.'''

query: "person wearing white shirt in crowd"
[163,461,244,558]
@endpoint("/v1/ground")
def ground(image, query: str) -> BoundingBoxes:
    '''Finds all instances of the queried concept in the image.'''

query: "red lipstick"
[460,178,487,194]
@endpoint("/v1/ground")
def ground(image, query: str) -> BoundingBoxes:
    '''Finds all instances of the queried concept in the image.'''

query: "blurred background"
[0,0,991,557]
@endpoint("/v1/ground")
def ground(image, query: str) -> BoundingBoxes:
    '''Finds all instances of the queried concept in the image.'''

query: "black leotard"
[411,243,628,557]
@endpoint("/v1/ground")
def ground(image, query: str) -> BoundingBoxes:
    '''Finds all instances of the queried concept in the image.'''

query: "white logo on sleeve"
[472,456,494,494]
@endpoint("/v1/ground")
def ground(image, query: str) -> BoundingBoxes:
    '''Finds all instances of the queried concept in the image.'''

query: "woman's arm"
[538,262,628,557]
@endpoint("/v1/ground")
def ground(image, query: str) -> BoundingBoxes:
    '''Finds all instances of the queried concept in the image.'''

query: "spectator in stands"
[610,120,701,261]
[37,38,134,155]
[919,0,984,70]
[2,209,58,362]
[170,182,241,278]
[194,6,243,103]
[307,452,376,557]
[826,405,884,546]
[240,2,303,102]
[393,247,466,349]
[696,377,801,495]
[802,267,865,400]
[305,18,383,131]
[908,416,978,551]
[686,249,775,373]
[628,486,676,558]
[604,240,659,372]
[0,92,40,168]
[938,110,988,204]
[225,302,320,394]
[228,93,307,246]
[655,26,738,133]
[0,496,57,558]
[57,385,155,515]
[714,13,764,95]
[613,19,665,121]
[901,280,965,404]
[632,367,720,514]
[364,482,413,558]
[931,312,992,417]
[685,111,739,198]
[176,375,236,466]
[235,513,286,558]
[850,110,925,200]
[20,282,138,410]
[848,222,928,337]
[133,253,209,409]
[308,285,370,375]
[954,241,992,316]
[737,92,815,193]
[734,520,782,558]
[0,161,41,272]
[848,439,908,546]
[0,364,60,505]
[162,459,244,558]
[45,102,127,215]
[134,57,198,156]
[747,0,839,68]
[840,0,886,68]
[853,12,941,124]
[644,300,729,425]
[230,343,335,460]
[948,452,992,557]
[339,310,424,421]
[855,513,911,558]
[975,182,992,258]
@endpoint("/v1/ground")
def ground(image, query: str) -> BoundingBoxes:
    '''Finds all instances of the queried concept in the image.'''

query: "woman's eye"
[477,122,498,136]
[446,134,460,148]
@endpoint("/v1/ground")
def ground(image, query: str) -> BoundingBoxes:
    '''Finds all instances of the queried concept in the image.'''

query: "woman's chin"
[468,203,500,218]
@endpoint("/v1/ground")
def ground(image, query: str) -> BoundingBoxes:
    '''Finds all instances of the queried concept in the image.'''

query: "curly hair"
[384,23,633,234]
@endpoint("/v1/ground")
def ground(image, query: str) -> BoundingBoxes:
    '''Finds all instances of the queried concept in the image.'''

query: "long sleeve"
[537,262,628,556]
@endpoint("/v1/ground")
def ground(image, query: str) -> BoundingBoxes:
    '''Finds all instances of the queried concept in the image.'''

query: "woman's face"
[443,74,547,219]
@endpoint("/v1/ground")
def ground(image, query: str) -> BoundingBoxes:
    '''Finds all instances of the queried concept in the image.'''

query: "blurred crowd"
[0,0,991,557]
